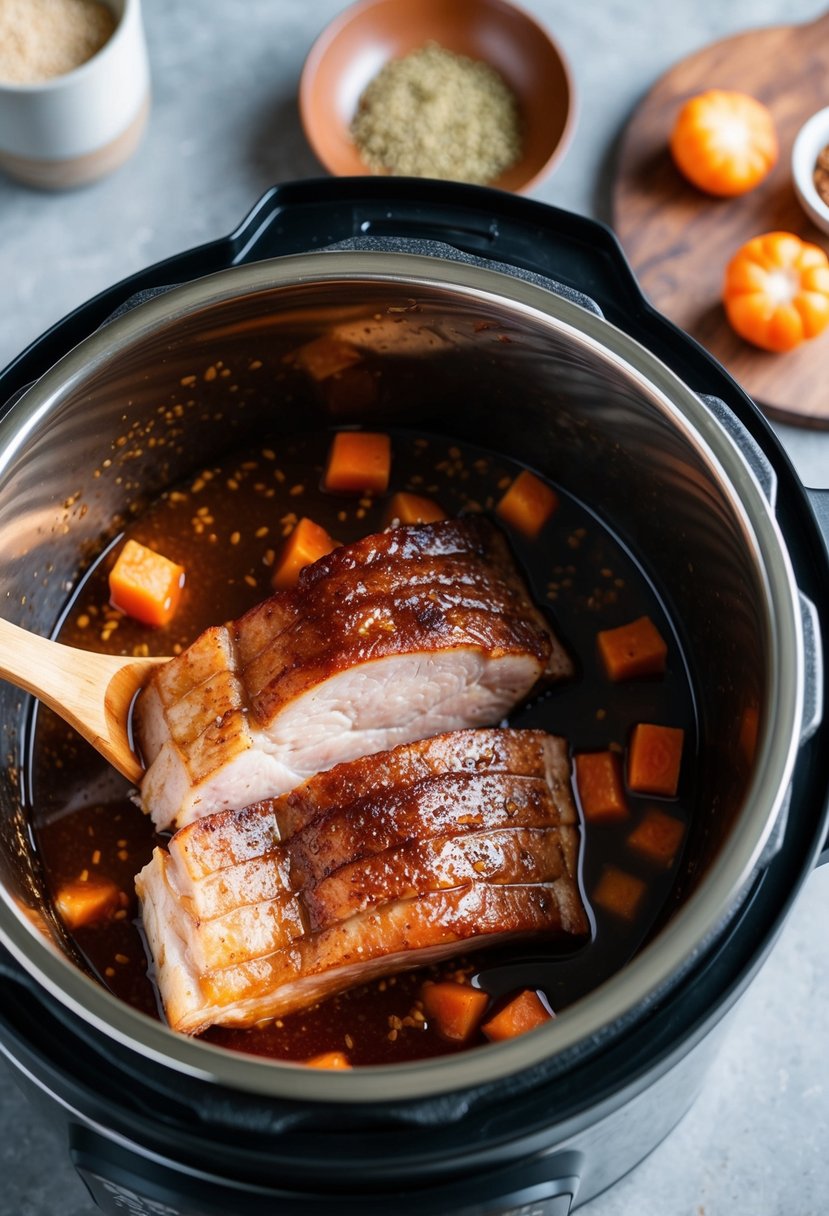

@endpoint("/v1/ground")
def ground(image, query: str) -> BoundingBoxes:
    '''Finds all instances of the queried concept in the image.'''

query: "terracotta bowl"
[299,0,576,194]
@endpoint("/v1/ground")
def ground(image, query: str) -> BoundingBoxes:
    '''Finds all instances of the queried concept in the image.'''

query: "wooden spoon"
[0,617,168,786]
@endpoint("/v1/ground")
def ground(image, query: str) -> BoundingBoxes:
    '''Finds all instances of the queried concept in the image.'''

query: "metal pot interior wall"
[0,270,767,1063]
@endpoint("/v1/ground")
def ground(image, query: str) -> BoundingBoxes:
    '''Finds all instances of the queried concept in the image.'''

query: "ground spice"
[814,143,829,207]
[351,42,522,185]
[0,0,115,84]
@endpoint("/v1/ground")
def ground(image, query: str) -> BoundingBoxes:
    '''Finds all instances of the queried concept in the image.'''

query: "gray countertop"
[1,1,828,1213]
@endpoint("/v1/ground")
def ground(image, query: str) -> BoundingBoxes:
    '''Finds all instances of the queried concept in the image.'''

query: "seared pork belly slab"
[277,724,575,840]
[136,518,572,831]
[303,827,574,933]
[144,878,584,1034]
[165,728,575,882]
[285,772,568,889]
[136,729,587,1035]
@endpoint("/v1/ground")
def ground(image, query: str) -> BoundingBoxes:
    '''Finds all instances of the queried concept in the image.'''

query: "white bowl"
[791,106,829,235]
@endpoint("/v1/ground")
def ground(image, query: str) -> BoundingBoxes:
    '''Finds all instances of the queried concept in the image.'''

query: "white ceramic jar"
[0,0,150,189]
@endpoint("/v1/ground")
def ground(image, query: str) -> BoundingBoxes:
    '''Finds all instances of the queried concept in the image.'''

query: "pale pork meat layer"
[135,518,572,831]
[136,729,587,1035]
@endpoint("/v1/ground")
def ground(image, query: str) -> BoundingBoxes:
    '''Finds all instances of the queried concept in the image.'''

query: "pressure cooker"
[0,178,826,1215]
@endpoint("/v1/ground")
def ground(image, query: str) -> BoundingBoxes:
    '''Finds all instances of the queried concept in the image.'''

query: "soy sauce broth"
[28,430,697,1065]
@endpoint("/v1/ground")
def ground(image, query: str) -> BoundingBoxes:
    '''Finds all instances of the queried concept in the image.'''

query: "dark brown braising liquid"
[28,430,697,1065]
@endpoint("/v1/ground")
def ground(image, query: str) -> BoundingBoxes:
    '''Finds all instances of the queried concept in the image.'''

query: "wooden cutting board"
[612,10,829,427]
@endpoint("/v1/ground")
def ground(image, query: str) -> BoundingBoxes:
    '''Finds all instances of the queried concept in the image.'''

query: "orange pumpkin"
[722,231,829,353]
[669,89,777,197]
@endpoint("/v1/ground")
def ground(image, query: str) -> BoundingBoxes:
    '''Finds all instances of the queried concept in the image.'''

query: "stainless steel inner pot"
[0,250,816,1104]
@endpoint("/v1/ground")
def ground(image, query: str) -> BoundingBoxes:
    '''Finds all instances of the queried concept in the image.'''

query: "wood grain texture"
[0,618,166,783]
[612,11,829,426]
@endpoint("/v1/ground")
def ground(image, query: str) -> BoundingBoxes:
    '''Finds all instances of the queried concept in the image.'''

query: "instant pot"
[0,178,827,1216]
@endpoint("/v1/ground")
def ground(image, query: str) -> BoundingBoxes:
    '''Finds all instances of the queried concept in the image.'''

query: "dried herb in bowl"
[351,42,522,185]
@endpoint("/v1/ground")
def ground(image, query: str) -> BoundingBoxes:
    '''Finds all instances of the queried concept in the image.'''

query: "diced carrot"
[384,491,447,527]
[323,431,391,495]
[421,981,490,1042]
[592,864,647,921]
[597,616,668,682]
[495,469,559,537]
[303,1051,352,1069]
[627,723,684,797]
[627,808,686,868]
[54,877,123,930]
[481,989,553,1042]
[574,750,628,822]
[271,517,337,591]
[109,538,185,628]
[295,336,362,382]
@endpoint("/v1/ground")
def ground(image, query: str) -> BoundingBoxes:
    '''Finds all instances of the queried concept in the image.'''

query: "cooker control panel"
[489,1199,573,1216]
[77,1168,576,1216]
[72,1126,580,1216]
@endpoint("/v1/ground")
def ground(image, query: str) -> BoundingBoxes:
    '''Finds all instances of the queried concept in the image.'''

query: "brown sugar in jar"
[0,0,115,84]
[0,0,149,190]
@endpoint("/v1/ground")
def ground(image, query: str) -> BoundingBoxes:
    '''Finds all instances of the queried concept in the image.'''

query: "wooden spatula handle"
[0,617,166,784]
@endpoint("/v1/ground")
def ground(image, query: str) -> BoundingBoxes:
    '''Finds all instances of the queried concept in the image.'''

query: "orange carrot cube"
[323,431,391,495]
[109,539,185,628]
[421,981,490,1042]
[54,877,123,930]
[295,336,362,382]
[481,989,553,1042]
[597,616,668,681]
[574,750,628,822]
[627,723,684,797]
[592,865,647,921]
[272,517,337,590]
[496,469,559,537]
[303,1051,352,1069]
[627,808,686,868]
[384,492,447,527]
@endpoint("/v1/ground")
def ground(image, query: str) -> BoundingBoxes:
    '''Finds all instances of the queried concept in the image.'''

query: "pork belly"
[302,827,574,933]
[136,729,587,1035]
[277,724,575,840]
[284,772,568,889]
[142,876,585,1034]
[165,729,575,886]
[135,519,572,831]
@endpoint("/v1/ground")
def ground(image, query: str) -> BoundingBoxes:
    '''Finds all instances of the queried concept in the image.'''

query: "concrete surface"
[0,1,827,1213]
